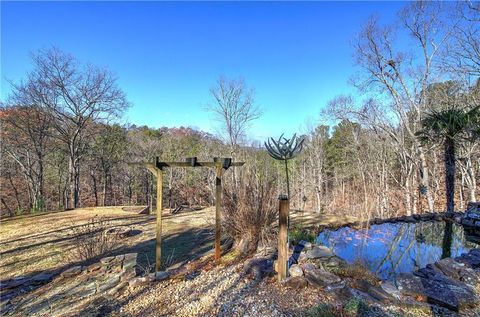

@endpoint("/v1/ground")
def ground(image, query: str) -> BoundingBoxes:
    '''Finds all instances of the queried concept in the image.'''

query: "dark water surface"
[316,221,479,281]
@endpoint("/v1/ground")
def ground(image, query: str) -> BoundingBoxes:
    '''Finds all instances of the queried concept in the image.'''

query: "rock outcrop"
[2,253,139,316]
[279,239,480,314]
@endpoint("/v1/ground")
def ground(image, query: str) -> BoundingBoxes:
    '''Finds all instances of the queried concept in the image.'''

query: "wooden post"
[129,158,243,265]
[278,196,289,281]
[155,168,163,272]
[214,159,223,262]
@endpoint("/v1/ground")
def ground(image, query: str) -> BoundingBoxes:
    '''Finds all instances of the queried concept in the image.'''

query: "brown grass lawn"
[290,209,360,229]
[0,206,216,280]
[0,205,356,282]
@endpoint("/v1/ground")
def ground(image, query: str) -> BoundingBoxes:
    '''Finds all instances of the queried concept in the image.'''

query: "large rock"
[461,202,480,227]
[304,268,341,288]
[325,282,354,302]
[152,271,170,281]
[433,258,480,287]
[455,249,480,269]
[298,240,313,250]
[380,281,401,300]
[301,262,317,273]
[282,276,308,289]
[3,253,140,316]
[396,272,479,311]
[288,264,304,277]
[243,257,273,280]
[306,246,333,259]
[317,255,347,271]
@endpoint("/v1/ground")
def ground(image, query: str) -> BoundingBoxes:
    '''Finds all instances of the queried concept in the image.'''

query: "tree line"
[1,2,479,221]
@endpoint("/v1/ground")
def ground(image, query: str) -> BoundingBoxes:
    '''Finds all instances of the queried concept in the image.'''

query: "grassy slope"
[0,206,215,280]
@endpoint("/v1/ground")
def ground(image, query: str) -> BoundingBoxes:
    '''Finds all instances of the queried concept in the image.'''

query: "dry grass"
[0,206,216,279]
[290,210,361,229]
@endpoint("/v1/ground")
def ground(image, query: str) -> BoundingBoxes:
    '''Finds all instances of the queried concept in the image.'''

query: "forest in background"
[1,1,479,220]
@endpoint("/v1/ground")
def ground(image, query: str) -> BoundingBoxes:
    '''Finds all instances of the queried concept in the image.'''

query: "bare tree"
[350,2,454,213]
[208,76,261,187]
[444,1,480,77]
[0,104,52,211]
[9,48,129,209]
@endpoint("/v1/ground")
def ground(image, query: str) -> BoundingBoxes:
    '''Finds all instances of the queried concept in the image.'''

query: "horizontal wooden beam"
[127,162,159,175]
[128,160,245,170]
[156,161,245,168]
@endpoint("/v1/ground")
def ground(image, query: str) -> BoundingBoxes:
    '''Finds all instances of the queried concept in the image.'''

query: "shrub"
[343,298,368,317]
[223,172,277,256]
[305,303,337,317]
[67,216,120,261]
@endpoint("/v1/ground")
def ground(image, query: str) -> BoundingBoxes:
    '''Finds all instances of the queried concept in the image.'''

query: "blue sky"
[1,1,404,141]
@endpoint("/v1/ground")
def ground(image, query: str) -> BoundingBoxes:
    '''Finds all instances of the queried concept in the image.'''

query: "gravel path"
[111,259,323,317]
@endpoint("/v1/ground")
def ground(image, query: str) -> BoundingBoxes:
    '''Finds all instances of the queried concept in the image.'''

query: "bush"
[223,172,277,256]
[343,298,368,317]
[305,303,337,317]
[67,216,120,261]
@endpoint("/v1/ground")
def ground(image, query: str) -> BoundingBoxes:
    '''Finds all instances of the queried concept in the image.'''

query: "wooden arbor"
[131,157,244,272]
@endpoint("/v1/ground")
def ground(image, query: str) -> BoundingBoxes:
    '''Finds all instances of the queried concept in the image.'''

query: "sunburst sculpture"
[264,133,305,199]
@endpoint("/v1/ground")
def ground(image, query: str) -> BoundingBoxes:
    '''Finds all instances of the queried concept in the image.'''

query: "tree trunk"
[445,138,456,214]
[74,163,80,208]
[418,147,435,212]
[8,173,22,212]
[91,170,99,206]
[68,156,75,209]
[466,156,477,202]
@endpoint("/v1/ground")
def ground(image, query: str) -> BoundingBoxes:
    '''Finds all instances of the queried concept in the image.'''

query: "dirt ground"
[0,206,216,280]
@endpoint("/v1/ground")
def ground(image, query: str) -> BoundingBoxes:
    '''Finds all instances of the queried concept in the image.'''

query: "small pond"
[316,220,479,281]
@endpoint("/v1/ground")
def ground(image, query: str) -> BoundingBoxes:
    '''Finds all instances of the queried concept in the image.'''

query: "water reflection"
[316,221,478,281]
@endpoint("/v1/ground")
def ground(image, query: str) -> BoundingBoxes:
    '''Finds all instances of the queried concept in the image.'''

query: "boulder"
[319,256,346,271]
[304,268,341,288]
[152,271,170,281]
[288,264,304,277]
[367,284,397,303]
[297,252,307,262]
[461,202,480,227]
[434,258,480,287]
[243,257,273,280]
[455,249,480,269]
[302,262,317,273]
[396,272,479,311]
[326,283,354,302]
[128,276,152,287]
[380,281,401,300]
[282,276,308,289]
[298,240,313,249]
[306,246,333,259]
[61,266,83,278]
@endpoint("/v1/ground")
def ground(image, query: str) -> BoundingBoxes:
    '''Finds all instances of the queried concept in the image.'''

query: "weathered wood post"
[155,161,163,272]
[129,157,243,268]
[278,195,289,281]
[214,157,224,262]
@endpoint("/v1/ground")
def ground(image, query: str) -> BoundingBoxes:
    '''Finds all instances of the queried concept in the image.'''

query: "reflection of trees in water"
[316,220,477,280]
[371,221,465,279]
[375,224,406,275]
[442,221,453,259]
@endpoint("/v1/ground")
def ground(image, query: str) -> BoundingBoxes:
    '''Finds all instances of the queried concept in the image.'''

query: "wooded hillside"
[1,2,479,220]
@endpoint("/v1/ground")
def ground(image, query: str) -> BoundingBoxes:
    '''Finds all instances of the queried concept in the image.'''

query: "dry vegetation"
[0,206,216,280]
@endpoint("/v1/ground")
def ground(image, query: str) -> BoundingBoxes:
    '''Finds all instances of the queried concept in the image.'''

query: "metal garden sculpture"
[265,133,305,281]
[265,133,305,198]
